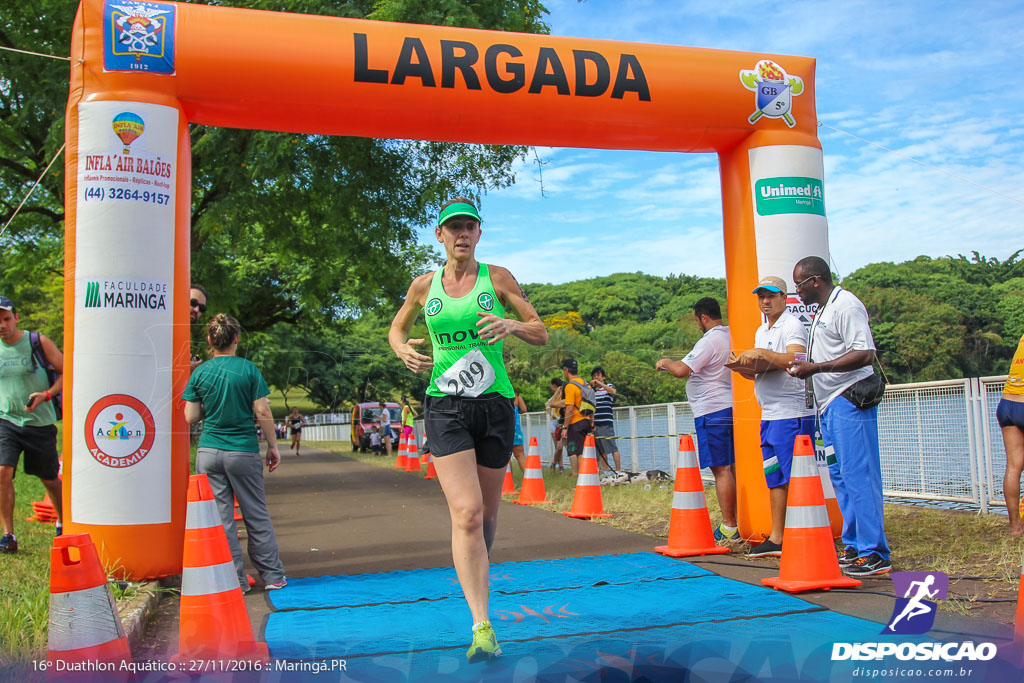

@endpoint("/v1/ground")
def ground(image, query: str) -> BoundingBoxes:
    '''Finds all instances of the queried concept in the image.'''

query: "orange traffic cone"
[395,431,408,469]
[48,533,132,667]
[762,435,862,593]
[814,436,844,538]
[516,437,552,505]
[405,438,422,472]
[29,493,58,523]
[564,435,611,519]
[28,473,61,524]
[233,495,243,522]
[654,435,730,557]
[501,462,516,495]
[176,474,269,663]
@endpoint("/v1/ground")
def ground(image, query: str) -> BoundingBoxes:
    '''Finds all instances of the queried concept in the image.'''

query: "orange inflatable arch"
[65,0,833,578]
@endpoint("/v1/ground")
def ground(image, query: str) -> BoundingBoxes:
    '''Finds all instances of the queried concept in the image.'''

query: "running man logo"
[425,298,443,316]
[882,571,949,635]
[477,292,494,312]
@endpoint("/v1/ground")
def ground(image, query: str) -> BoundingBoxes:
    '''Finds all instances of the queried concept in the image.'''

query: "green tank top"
[0,332,57,427]
[424,263,514,399]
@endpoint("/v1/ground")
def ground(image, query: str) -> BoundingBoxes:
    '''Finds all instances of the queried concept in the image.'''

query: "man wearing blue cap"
[728,276,815,557]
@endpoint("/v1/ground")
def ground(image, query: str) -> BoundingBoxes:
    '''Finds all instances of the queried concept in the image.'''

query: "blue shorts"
[694,407,734,469]
[513,419,524,447]
[760,416,816,488]
[997,398,1024,429]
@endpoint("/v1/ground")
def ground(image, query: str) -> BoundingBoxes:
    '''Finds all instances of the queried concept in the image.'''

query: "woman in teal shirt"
[183,314,286,592]
[389,197,547,663]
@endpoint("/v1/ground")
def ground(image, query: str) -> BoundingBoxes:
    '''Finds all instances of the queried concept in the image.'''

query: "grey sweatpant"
[196,447,285,589]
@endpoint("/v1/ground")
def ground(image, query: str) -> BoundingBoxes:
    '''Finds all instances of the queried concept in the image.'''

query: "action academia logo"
[85,394,156,469]
[739,60,804,128]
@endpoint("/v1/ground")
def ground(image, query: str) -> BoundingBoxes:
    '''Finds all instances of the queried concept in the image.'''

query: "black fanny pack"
[841,371,886,410]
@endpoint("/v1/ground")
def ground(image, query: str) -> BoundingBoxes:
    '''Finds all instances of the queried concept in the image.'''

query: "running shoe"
[264,579,288,591]
[0,534,17,553]
[747,536,782,557]
[843,552,892,577]
[466,621,502,663]
[837,546,858,567]
[713,524,740,542]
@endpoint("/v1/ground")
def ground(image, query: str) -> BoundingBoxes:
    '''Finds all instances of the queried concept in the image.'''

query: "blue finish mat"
[266,552,711,611]
[264,573,816,660]
[338,610,925,682]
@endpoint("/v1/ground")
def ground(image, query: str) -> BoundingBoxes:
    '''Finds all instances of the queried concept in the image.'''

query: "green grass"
[1,443,196,675]
[316,441,1024,620]
[1,467,58,673]
[267,386,320,420]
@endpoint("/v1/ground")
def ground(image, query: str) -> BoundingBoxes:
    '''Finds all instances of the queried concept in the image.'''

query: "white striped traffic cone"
[564,434,611,518]
[654,435,730,557]
[516,437,552,505]
[176,474,269,662]
[48,533,131,667]
[762,435,862,593]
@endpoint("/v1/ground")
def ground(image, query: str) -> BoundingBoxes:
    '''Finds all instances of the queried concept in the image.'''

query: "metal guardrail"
[302,375,1012,513]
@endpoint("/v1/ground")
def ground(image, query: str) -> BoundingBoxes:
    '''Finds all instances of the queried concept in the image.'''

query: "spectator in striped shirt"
[590,367,621,472]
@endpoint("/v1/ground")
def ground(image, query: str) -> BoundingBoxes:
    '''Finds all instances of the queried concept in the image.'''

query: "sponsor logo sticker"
[477,292,494,312]
[883,571,948,635]
[105,1,176,74]
[755,177,825,216]
[739,59,804,128]
[425,298,443,316]
[83,278,168,311]
[84,394,156,468]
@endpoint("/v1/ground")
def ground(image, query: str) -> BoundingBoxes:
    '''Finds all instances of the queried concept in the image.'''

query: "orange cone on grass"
[48,533,131,667]
[516,437,552,505]
[654,435,730,557]
[29,493,58,523]
[28,473,61,524]
[762,435,862,593]
[501,462,516,495]
[394,431,408,469]
[405,437,422,472]
[564,435,611,519]
[176,474,269,662]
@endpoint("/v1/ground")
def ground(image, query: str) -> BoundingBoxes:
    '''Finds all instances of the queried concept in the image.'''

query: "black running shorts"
[565,419,591,457]
[0,419,60,479]
[423,393,514,469]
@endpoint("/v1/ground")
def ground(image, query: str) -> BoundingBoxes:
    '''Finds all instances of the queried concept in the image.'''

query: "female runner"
[389,197,547,662]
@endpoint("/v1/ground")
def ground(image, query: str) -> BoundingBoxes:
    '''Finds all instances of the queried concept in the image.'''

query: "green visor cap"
[438,202,482,226]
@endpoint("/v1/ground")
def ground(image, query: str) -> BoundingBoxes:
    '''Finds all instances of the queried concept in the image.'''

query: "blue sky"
[428,0,1024,285]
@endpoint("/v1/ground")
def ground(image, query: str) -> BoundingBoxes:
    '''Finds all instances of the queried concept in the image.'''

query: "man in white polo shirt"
[728,276,816,557]
[656,297,736,541]
[790,256,890,577]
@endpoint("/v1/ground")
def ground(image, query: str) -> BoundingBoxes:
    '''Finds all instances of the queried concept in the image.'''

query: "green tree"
[0,0,550,338]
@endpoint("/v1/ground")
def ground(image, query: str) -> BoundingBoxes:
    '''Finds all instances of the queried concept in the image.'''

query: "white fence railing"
[302,376,1011,513]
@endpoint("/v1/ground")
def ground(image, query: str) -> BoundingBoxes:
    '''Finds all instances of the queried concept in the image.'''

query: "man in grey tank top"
[0,297,64,552]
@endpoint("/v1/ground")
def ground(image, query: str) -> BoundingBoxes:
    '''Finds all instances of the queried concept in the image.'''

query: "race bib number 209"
[435,348,495,398]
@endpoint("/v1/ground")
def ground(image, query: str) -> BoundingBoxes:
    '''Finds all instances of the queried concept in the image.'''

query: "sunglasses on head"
[190,299,207,313]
